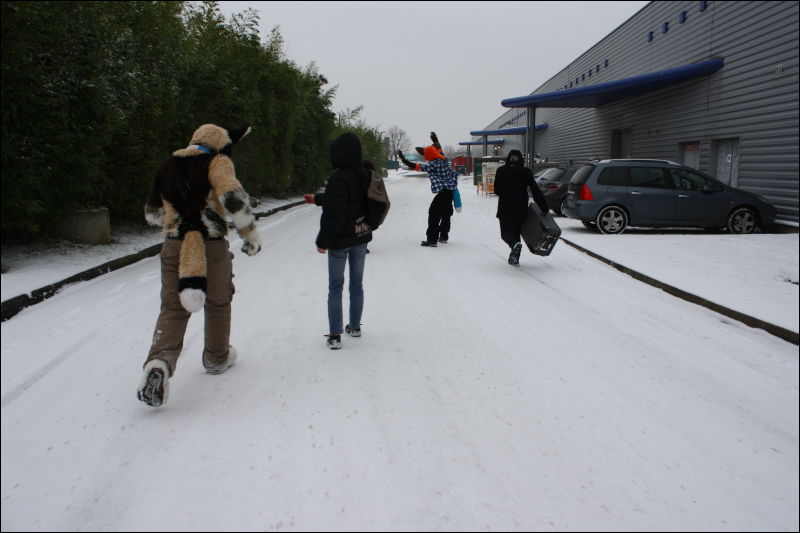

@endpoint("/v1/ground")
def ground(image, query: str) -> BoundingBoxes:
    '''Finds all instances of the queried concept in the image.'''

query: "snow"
[556,218,799,334]
[0,195,303,302]
[1,171,798,531]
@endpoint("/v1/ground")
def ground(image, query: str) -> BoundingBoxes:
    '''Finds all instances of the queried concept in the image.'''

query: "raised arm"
[398,150,420,171]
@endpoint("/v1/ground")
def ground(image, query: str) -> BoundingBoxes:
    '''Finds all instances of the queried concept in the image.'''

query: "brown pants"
[146,239,234,376]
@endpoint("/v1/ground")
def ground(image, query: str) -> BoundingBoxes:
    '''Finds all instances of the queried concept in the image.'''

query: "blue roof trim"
[500,58,724,108]
[460,139,505,145]
[459,139,505,145]
[469,124,548,136]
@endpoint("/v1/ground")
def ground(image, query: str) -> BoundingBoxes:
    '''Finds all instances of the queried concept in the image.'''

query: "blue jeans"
[327,243,367,335]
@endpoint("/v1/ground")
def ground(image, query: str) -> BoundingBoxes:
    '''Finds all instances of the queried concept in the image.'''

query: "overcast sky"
[217,1,650,151]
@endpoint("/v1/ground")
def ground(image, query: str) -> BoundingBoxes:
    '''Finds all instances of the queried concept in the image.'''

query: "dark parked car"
[535,166,581,216]
[563,159,777,234]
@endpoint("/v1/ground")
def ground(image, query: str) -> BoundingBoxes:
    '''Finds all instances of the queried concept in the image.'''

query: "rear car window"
[535,168,564,180]
[559,167,580,182]
[597,167,628,186]
[569,165,595,185]
[629,167,671,188]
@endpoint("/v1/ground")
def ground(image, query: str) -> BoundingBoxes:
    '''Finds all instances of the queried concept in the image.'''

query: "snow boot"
[345,324,361,337]
[326,334,342,350]
[508,242,522,266]
[137,359,170,407]
[421,240,438,247]
[439,233,448,244]
[204,345,238,375]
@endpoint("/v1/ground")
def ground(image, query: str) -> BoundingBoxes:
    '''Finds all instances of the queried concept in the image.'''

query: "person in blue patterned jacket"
[398,132,458,247]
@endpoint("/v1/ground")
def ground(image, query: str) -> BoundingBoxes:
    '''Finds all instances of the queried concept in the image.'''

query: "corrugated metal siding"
[474,1,799,222]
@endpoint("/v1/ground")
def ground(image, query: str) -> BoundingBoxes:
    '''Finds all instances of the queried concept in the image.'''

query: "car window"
[569,165,595,185]
[669,169,723,191]
[597,167,628,186]
[535,168,563,180]
[629,167,671,189]
[560,167,580,183]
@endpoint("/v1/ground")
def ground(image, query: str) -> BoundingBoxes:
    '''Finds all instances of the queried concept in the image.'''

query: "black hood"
[506,149,524,166]
[330,132,362,169]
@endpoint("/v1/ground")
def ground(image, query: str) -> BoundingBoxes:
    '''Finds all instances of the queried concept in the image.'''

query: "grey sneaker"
[326,334,342,350]
[137,359,170,407]
[345,324,361,337]
[205,346,238,375]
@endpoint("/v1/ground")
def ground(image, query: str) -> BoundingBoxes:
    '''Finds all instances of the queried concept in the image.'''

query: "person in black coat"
[494,149,548,266]
[305,132,372,349]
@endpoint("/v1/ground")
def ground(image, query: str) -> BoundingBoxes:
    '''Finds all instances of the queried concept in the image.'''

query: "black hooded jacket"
[315,133,373,250]
[494,151,549,223]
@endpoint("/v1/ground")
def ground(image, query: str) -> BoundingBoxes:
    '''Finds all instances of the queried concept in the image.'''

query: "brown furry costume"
[145,123,261,312]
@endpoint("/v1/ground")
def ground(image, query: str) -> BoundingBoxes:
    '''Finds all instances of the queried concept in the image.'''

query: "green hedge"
[1,1,366,242]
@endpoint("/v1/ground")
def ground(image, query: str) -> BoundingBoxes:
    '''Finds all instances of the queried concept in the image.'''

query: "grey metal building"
[472,1,799,224]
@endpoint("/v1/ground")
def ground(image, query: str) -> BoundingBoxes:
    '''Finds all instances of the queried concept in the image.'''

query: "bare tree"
[386,125,412,161]
[443,145,456,160]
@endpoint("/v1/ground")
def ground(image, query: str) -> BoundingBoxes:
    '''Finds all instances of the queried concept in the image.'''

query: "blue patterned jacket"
[418,159,458,193]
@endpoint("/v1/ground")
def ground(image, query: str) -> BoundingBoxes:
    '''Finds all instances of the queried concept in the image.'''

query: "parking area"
[555,216,799,338]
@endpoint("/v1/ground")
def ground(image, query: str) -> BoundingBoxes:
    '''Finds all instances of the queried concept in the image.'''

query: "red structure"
[452,155,471,174]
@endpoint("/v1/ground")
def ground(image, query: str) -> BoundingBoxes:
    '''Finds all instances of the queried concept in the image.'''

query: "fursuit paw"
[241,238,261,256]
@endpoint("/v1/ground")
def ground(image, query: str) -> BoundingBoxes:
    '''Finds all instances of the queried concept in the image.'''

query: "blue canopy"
[501,58,724,108]
[469,124,548,136]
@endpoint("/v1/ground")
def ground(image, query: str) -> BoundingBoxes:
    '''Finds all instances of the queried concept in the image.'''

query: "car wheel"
[558,197,568,217]
[596,206,628,234]
[727,207,758,234]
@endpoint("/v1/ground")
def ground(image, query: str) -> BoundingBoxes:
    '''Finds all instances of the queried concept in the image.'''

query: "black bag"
[520,204,561,256]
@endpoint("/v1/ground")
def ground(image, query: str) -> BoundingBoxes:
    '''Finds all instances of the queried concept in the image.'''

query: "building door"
[680,142,701,170]
[611,128,632,158]
[712,138,740,186]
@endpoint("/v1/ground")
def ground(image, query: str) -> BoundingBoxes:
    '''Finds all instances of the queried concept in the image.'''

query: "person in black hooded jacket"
[307,132,372,349]
[494,149,548,266]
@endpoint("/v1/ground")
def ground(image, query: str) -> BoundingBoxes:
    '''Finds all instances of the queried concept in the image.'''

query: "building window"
[662,22,669,33]
[679,10,687,23]
[699,1,708,12]
[648,31,654,42]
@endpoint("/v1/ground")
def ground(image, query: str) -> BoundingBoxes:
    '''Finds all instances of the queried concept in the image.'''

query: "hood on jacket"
[505,149,524,166]
[423,145,445,161]
[330,132,363,169]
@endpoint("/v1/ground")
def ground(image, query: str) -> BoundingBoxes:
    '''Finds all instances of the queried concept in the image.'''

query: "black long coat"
[494,163,549,224]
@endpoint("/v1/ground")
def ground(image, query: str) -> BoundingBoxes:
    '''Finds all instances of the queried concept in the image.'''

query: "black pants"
[426,189,454,242]
[499,217,523,249]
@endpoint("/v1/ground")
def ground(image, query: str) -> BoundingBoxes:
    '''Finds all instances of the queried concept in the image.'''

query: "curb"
[560,237,800,346]
[1,201,306,322]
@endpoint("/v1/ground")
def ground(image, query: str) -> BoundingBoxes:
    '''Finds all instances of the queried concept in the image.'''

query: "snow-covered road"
[2,174,798,531]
